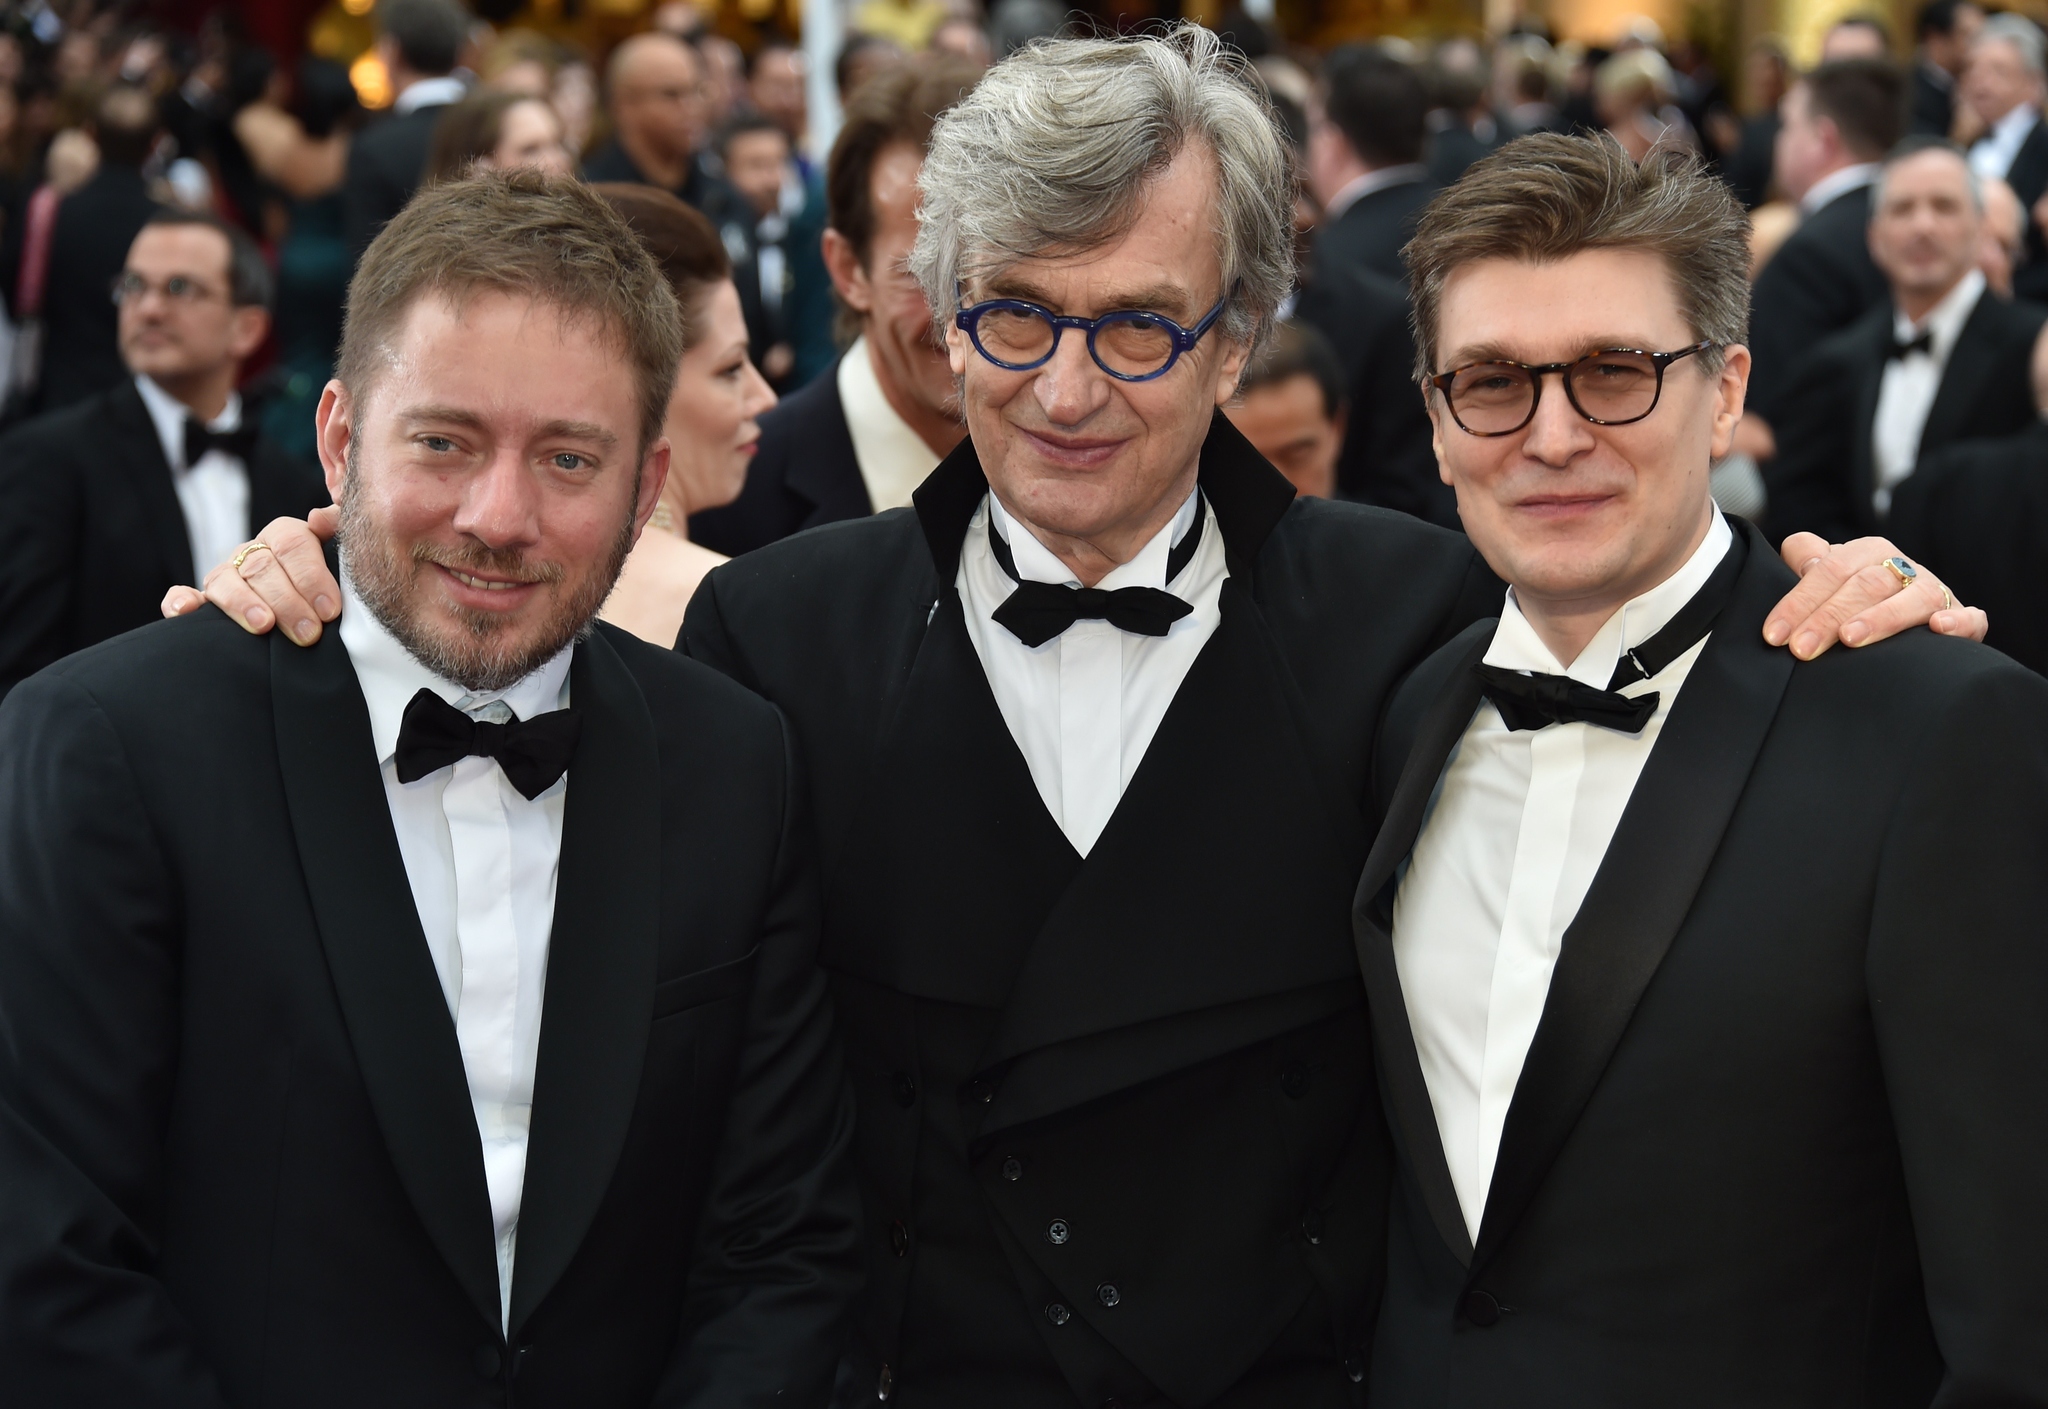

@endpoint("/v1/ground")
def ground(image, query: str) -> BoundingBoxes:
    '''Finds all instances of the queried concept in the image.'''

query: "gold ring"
[1880,556,1918,590]
[1942,586,1955,612]
[232,541,270,571]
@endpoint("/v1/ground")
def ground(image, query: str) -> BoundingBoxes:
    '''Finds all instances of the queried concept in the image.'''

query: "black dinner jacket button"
[1463,1289,1503,1327]
[472,1343,502,1378]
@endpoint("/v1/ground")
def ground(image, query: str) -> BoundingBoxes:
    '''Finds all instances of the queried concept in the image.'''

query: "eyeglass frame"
[110,271,228,308]
[953,282,1239,383]
[1427,341,1717,437]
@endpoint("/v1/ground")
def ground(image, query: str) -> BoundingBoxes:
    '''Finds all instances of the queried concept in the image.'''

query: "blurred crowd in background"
[5,0,2048,691]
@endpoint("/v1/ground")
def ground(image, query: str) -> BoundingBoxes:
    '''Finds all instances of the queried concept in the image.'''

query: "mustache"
[412,539,565,586]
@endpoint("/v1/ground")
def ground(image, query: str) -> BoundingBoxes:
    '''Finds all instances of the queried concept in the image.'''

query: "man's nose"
[452,451,543,549]
[1032,328,1111,426]
[1519,372,1596,466]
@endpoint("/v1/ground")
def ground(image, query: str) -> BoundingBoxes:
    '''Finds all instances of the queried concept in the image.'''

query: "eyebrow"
[983,273,1197,321]
[1439,338,1669,369]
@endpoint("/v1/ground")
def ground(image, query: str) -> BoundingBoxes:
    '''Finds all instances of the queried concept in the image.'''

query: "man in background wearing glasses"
[181,32,1985,1408]
[1358,133,2048,1403]
[0,210,323,700]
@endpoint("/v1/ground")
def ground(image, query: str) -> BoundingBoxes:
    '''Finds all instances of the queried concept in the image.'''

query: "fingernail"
[1842,622,1869,646]
[314,594,335,618]
[1792,631,1818,659]
[293,619,316,643]
[245,607,269,628]
[1763,619,1788,646]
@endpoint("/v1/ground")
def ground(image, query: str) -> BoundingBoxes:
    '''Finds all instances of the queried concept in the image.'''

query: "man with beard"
[0,171,861,1406]
[175,31,1980,1408]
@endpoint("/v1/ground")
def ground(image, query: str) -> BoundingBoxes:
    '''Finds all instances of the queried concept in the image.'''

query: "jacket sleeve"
[1745,236,1849,430]
[0,671,234,1405]
[1866,655,2048,1405]
[654,706,863,1407]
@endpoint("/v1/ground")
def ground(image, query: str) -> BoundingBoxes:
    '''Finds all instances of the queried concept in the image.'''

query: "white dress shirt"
[393,73,468,115]
[1391,511,1734,1241]
[838,333,942,513]
[336,577,573,1330]
[1321,162,1429,224]
[1798,161,1879,216]
[1872,268,1984,516]
[957,487,1226,856]
[134,374,250,582]
[1971,102,2041,181]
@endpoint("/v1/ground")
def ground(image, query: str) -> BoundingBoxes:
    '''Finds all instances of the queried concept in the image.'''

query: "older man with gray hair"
[182,25,1980,1407]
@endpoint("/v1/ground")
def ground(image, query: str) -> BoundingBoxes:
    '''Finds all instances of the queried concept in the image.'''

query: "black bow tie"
[393,688,581,800]
[1888,329,1934,361]
[987,503,1204,649]
[183,417,258,465]
[1474,527,1748,736]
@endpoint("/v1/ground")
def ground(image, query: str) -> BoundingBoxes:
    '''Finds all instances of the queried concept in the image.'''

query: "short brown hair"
[338,168,683,452]
[1803,58,1907,161]
[425,91,538,184]
[590,182,731,347]
[1405,134,1749,385]
[827,54,979,341]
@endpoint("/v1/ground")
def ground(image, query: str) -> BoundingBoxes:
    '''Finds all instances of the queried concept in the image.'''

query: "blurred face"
[664,280,776,516]
[947,145,1252,569]
[846,142,956,421]
[117,224,267,387]
[1821,22,1888,61]
[1427,248,1745,630]
[317,291,667,692]
[614,40,706,161]
[1926,4,1985,75]
[1964,36,2043,125]
[1773,83,1835,203]
[1981,177,2024,294]
[1226,374,1343,499]
[489,99,572,175]
[1869,149,1982,306]
[724,127,789,219]
[751,48,807,137]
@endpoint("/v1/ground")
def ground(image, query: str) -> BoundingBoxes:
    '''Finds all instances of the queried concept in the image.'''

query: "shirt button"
[1046,1219,1070,1245]
[891,1071,916,1108]
[890,1220,909,1256]
[1096,1283,1121,1308]
[1002,1155,1023,1181]
[1045,1301,1072,1326]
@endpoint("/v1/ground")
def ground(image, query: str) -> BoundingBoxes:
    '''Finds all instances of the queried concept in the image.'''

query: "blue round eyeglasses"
[954,283,1237,382]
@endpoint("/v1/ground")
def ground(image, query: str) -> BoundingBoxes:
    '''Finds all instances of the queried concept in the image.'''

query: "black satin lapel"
[510,628,661,1335]
[110,384,197,587]
[269,629,501,1331]
[911,436,996,587]
[1350,625,1492,1267]
[822,589,1080,1006]
[1195,409,1298,578]
[980,582,1368,1108]
[1919,298,2000,455]
[1470,525,1797,1272]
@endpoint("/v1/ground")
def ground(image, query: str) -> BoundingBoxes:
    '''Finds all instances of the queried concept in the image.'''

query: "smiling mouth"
[444,567,535,592]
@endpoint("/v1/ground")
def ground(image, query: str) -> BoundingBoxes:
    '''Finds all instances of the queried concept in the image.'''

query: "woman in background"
[424,90,573,184]
[591,183,778,646]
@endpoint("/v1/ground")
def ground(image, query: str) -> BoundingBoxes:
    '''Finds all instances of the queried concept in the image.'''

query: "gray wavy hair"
[909,23,1295,358]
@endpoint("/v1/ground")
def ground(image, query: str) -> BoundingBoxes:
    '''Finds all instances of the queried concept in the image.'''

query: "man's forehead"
[1436,250,1689,357]
[128,224,229,271]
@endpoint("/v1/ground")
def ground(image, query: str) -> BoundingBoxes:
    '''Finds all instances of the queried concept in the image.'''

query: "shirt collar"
[134,373,241,473]
[1800,161,1879,215]
[1893,266,1985,355]
[987,485,1200,591]
[393,74,467,115]
[1323,163,1428,223]
[335,570,574,767]
[1992,101,2040,145]
[1484,508,1735,688]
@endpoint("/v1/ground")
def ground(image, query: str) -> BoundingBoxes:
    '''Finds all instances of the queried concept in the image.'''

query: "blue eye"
[420,436,455,453]
[552,452,587,471]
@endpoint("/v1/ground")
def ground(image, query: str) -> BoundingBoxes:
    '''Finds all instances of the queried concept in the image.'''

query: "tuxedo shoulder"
[592,619,782,729]
[703,506,927,608]
[1265,495,1477,580]
[10,607,269,727]
[0,386,128,461]
[1792,627,2047,722]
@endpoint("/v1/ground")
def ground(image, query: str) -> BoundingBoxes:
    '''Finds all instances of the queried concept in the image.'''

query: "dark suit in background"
[1745,183,1888,430]
[682,414,1502,1408]
[0,612,862,1405]
[1295,262,1458,529]
[0,378,326,698]
[344,101,454,258]
[1721,113,1779,209]
[1315,172,1437,285]
[688,355,872,556]
[1998,121,2048,302]
[1357,522,2048,1404]
[582,140,749,234]
[1910,60,1956,137]
[1766,292,2045,543]
[1892,419,2048,676]
[35,163,158,411]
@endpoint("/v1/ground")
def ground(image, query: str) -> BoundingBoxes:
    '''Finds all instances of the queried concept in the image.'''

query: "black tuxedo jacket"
[681,412,1502,1408]
[1746,183,1888,429]
[1314,174,1437,285]
[344,102,452,257]
[1765,290,2046,544]
[36,164,160,411]
[0,378,327,699]
[2001,121,2048,302]
[689,354,874,557]
[1891,418,2048,677]
[1909,62,1954,137]
[0,613,862,1405]
[1354,520,2048,1405]
[1295,261,1459,530]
